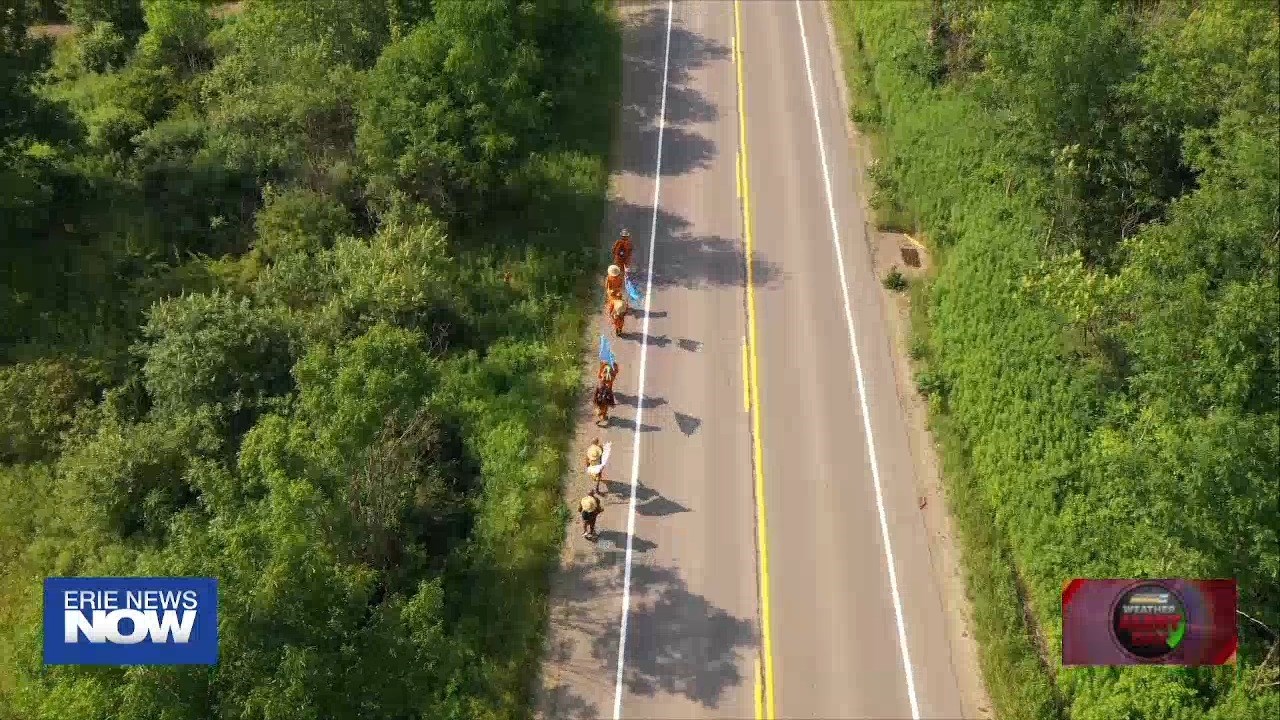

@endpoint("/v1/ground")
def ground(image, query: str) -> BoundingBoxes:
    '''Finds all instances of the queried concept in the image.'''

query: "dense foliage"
[833,1,1278,718]
[0,1,619,717]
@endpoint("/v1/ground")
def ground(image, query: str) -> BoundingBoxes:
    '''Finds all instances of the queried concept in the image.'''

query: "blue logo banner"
[599,335,615,365]
[43,577,219,666]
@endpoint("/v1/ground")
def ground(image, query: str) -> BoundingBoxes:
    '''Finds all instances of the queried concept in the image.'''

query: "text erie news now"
[43,577,219,666]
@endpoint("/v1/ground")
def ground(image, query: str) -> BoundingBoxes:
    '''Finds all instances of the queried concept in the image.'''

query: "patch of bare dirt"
[27,23,74,39]
[211,1,245,19]
[820,4,993,718]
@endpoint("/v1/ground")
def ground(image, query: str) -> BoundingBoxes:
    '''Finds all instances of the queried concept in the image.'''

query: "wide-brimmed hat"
[587,445,603,461]
[620,229,630,237]
[608,265,621,277]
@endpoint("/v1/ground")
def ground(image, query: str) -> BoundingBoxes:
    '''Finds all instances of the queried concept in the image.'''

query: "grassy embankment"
[830,2,1278,719]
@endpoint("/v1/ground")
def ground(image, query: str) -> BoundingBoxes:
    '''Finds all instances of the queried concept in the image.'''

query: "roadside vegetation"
[831,1,1278,718]
[1,1,619,717]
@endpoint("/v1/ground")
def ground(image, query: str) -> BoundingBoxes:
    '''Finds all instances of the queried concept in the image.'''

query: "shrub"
[253,185,354,262]
[883,266,908,292]
[136,291,294,417]
[0,359,90,462]
[76,20,131,72]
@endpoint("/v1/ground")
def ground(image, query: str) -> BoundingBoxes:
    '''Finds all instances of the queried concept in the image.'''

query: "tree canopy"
[0,1,619,718]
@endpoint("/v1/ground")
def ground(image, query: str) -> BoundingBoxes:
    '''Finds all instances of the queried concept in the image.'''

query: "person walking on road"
[598,359,620,386]
[604,264,627,335]
[592,379,616,426]
[607,295,628,336]
[579,490,603,540]
[611,229,633,275]
[604,264,624,303]
[585,438,607,494]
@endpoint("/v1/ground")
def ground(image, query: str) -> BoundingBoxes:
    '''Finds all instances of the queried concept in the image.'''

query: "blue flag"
[599,335,615,365]
[625,277,642,303]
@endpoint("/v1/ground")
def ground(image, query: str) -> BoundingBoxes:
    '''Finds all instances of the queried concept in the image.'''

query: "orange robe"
[598,361,620,386]
[605,273,624,300]
[612,237,633,268]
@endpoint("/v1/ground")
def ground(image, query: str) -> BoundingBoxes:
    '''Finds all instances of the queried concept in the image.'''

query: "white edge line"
[793,2,922,718]
[613,1,674,718]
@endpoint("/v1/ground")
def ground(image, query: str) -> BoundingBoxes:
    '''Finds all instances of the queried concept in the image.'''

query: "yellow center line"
[734,2,776,718]
[736,151,743,199]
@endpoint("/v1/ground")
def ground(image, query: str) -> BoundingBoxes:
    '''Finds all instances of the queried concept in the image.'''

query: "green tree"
[56,409,222,539]
[197,0,404,183]
[58,0,145,43]
[357,0,552,224]
[252,185,354,262]
[1,0,68,229]
[135,0,216,77]
[253,219,458,345]
[201,42,361,185]
[26,0,66,24]
[0,360,90,462]
[135,291,294,419]
[76,18,131,72]
[0,1,620,717]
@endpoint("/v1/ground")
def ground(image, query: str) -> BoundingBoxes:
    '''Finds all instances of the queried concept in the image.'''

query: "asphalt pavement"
[537,2,969,718]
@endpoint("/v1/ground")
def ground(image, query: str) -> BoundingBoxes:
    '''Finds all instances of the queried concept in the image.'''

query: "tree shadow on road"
[594,563,756,709]
[607,203,783,291]
[618,8,731,178]
[537,553,756,719]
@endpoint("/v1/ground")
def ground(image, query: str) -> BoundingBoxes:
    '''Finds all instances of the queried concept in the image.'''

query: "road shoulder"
[531,3,648,716]
[818,3,993,718]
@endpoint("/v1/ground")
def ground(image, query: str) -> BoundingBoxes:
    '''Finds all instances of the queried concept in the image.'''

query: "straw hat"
[620,229,631,238]
[608,265,621,277]
[587,444,603,462]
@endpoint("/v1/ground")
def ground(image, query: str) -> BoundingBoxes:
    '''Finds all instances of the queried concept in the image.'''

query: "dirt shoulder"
[818,3,993,718]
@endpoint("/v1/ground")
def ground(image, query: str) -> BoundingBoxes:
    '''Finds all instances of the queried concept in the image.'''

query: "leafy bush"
[59,0,146,43]
[76,20,130,72]
[252,185,354,261]
[135,0,216,76]
[0,359,90,462]
[136,291,294,418]
[883,265,907,291]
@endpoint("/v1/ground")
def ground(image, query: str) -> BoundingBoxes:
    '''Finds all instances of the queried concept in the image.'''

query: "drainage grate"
[900,246,921,268]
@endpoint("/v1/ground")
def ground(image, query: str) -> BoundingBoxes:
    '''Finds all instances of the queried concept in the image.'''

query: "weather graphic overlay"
[1062,579,1237,666]
[1111,584,1187,660]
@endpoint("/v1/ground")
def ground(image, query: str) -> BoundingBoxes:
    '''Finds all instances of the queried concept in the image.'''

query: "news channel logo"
[43,577,218,665]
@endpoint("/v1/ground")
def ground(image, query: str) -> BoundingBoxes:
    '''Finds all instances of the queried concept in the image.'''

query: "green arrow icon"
[1167,617,1186,649]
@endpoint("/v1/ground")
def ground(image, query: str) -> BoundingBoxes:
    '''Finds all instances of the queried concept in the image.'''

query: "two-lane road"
[538,2,969,718]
